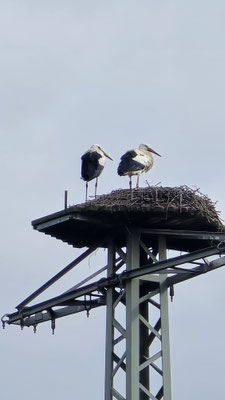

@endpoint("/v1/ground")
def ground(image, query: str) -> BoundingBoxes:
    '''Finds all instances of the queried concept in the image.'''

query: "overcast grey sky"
[1,1,225,399]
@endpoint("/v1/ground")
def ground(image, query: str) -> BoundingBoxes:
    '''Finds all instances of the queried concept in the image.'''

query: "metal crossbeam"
[3,242,225,328]
[137,229,225,241]
[167,255,225,286]
[9,299,105,327]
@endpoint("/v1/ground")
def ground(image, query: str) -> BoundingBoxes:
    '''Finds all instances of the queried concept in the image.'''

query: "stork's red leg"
[95,177,98,198]
[129,176,132,190]
[136,176,139,189]
[85,181,88,202]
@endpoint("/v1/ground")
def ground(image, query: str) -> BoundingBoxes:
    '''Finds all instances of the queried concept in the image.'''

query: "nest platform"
[32,186,224,252]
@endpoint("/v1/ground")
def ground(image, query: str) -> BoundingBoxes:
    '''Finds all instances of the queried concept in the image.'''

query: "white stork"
[81,144,113,201]
[117,144,161,189]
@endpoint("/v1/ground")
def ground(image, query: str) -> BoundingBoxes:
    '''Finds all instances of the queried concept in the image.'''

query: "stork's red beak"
[102,150,113,160]
[147,146,161,157]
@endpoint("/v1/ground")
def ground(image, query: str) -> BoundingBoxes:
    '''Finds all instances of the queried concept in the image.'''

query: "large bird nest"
[74,185,223,232]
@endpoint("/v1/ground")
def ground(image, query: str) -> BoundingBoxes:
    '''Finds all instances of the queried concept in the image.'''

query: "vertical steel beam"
[126,230,140,400]
[158,236,172,400]
[139,247,150,400]
[105,241,115,400]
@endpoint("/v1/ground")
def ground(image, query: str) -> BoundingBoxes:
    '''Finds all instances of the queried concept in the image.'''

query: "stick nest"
[74,186,223,231]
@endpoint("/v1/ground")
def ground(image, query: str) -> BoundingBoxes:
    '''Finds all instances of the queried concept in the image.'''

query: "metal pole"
[126,230,140,400]
[158,236,172,400]
[64,190,68,209]
[105,241,115,400]
[139,247,150,400]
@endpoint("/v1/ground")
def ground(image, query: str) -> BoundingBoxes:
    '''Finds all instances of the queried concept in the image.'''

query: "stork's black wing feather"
[117,150,145,176]
[81,151,104,181]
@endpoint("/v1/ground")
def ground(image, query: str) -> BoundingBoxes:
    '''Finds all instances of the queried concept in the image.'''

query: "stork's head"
[139,144,161,157]
[90,144,113,160]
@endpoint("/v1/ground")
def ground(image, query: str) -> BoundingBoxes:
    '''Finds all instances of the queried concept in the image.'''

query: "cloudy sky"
[1,1,225,399]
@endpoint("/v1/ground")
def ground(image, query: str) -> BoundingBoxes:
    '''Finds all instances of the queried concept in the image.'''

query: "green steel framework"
[3,227,225,400]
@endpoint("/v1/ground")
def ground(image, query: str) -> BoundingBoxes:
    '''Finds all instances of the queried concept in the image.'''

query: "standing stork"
[81,144,113,201]
[117,143,161,189]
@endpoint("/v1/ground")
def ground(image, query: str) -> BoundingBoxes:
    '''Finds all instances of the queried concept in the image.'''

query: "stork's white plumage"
[117,144,161,189]
[81,144,113,201]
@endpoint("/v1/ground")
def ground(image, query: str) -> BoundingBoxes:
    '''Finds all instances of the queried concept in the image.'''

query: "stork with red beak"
[117,144,161,189]
[81,144,113,201]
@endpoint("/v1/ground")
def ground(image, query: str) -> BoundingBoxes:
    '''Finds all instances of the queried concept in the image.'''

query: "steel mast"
[3,202,225,400]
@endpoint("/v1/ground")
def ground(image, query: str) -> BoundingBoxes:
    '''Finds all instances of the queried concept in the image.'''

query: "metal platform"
[32,206,225,252]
